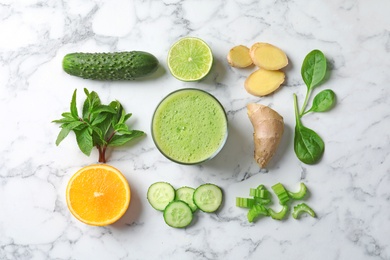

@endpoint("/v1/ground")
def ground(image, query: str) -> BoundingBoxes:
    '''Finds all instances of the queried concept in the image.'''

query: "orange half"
[66,164,131,226]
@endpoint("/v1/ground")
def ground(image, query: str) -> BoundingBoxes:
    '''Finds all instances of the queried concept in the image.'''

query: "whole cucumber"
[62,51,159,80]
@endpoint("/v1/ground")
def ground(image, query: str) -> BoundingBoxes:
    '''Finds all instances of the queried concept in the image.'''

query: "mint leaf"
[98,114,114,137]
[55,127,71,146]
[61,112,74,119]
[91,113,108,126]
[91,105,117,115]
[108,131,144,147]
[88,91,101,111]
[70,89,79,119]
[82,97,90,120]
[75,127,93,156]
[113,123,129,134]
[63,120,85,130]
[118,107,126,124]
[82,89,90,119]
[109,101,127,125]
[91,126,104,146]
[109,100,119,109]
[124,113,132,122]
[83,89,102,120]
[52,117,76,124]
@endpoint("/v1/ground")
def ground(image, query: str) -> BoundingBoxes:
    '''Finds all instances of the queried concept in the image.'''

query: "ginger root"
[247,103,284,168]
[250,43,288,70]
[227,45,253,68]
[245,69,285,96]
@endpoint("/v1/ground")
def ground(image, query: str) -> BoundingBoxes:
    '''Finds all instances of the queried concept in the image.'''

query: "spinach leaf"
[306,89,336,113]
[293,94,325,164]
[294,124,325,165]
[301,50,327,90]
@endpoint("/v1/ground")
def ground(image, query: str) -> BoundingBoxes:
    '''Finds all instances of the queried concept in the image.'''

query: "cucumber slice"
[193,184,223,212]
[175,187,197,212]
[147,182,175,211]
[163,201,193,228]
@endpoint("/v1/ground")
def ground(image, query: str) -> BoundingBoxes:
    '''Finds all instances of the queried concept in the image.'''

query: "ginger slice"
[250,43,288,70]
[227,45,253,68]
[247,103,284,168]
[244,69,285,96]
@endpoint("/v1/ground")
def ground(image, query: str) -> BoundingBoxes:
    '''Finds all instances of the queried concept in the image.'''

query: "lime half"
[167,37,213,81]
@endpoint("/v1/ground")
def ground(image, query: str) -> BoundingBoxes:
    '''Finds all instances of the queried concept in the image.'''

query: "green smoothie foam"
[152,89,228,164]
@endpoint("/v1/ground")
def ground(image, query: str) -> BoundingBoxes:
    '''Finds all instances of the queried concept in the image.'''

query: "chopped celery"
[236,197,255,208]
[287,183,307,200]
[247,204,268,222]
[250,188,270,198]
[268,205,288,220]
[271,183,290,205]
[256,184,265,190]
[254,197,271,205]
[292,203,316,219]
[237,182,316,223]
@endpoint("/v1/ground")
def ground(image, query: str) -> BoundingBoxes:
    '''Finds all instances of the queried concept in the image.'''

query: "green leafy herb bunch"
[53,88,145,163]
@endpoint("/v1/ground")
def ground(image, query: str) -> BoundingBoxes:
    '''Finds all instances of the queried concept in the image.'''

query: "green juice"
[152,89,228,164]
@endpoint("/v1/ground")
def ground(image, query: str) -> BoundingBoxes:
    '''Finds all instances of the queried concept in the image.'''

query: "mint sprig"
[53,88,145,163]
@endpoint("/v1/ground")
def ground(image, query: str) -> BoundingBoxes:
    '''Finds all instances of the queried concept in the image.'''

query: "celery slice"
[271,183,290,205]
[256,184,265,190]
[254,197,271,205]
[236,197,255,208]
[247,204,268,222]
[287,183,307,200]
[268,205,288,220]
[249,188,270,198]
[292,203,316,219]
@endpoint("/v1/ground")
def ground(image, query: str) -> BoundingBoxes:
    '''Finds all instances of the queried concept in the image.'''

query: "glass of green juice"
[151,88,228,165]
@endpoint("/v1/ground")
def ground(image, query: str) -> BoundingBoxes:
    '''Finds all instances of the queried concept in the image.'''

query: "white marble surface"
[1,0,389,259]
